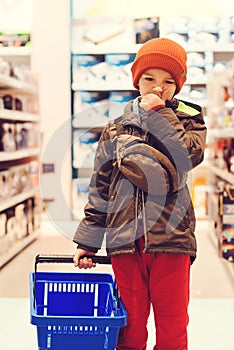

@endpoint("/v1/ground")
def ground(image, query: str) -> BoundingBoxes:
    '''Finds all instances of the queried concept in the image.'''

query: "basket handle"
[33,254,112,308]
[35,254,111,268]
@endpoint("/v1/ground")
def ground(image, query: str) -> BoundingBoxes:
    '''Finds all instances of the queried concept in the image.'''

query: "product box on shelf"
[0,122,16,151]
[32,194,41,231]
[160,15,229,47]
[0,199,36,256]
[15,122,38,149]
[212,138,234,173]
[216,185,234,262]
[230,16,234,42]
[80,90,108,103]
[10,164,33,197]
[105,53,135,83]
[109,90,139,118]
[71,17,134,51]
[23,197,34,235]
[187,66,207,84]
[0,32,30,47]
[0,92,37,114]
[72,54,105,83]
[1,94,23,111]
[134,17,160,44]
[79,91,109,115]
[73,91,110,128]
[0,170,10,200]
[0,120,38,152]
[14,203,28,240]
[0,162,38,201]
[0,212,7,239]
[5,207,17,249]
[72,130,100,169]
[29,160,39,187]
[72,53,135,88]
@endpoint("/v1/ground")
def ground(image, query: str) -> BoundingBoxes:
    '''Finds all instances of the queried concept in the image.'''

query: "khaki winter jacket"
[73,98,207,262]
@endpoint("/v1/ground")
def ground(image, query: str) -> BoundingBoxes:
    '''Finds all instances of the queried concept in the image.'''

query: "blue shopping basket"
[30,255,127,350]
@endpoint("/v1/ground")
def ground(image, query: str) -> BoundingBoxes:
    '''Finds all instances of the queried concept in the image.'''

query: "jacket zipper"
[141,190,148,252]
[138,130,148,252]
[142,131,148,252]
[135,187,140,230]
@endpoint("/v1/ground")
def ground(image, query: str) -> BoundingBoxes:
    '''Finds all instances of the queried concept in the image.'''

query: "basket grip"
[35,254,111,267]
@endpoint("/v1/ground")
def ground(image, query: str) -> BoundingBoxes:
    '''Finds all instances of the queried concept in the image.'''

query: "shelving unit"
[0,55,41,268]
[206,59,234,262]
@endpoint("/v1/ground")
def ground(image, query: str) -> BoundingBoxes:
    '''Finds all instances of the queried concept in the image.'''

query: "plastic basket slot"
[81,283,85,293]
[43,283,48,316]
[84,326,89,335]
[67,283,71,293]
[41,325,108,335]
[47,326,52,348]
[72,283,76,292]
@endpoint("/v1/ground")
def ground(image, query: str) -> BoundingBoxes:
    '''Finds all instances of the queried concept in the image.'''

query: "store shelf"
[72,81,134,91]
[0,148,40,162]
[71,38,234,56]
[208,164,234,185]
[0,228,40,269]
[0,46,31,57]
[0,109,39,122]
[0,186,39,213]
[208,128,234,139]
[0,47,41,267]
[71,44,141,55]
[185,43,234,53]
[0,73,37,95]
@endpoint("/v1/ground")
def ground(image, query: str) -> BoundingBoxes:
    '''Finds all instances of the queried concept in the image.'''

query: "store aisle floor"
[0,219,234,350]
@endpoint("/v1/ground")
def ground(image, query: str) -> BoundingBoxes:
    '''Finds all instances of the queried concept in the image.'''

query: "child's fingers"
[78,257,96,269]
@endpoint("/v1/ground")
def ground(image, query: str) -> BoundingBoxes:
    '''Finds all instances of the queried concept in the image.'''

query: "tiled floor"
[0,219,233,350]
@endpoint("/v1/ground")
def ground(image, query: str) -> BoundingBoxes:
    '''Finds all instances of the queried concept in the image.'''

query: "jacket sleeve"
[73,125,114,250]
[146,102,207,172]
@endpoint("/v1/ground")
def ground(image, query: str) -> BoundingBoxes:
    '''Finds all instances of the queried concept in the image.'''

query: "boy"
[73,38,207,350]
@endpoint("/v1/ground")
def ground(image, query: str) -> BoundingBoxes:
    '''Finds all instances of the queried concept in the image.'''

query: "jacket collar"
[122,100,141,128]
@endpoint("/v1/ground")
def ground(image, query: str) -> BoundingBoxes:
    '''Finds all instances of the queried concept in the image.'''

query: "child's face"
[138,68,177,102]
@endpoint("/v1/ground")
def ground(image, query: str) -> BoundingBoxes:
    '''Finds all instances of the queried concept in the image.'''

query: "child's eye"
[165,80,175,85]
[145,76,153,81]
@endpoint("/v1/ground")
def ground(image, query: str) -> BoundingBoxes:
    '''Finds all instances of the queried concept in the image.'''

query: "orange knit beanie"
[131,38,187,94]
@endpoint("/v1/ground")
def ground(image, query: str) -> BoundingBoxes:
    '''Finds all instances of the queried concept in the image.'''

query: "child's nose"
[153,86,163,93]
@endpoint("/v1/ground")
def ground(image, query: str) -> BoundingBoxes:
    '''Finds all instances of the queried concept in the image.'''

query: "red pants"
[111,239,191,350]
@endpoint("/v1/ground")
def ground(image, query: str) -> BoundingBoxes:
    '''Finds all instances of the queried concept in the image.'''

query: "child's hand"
[140,93,165,111]
[73,248,96,269]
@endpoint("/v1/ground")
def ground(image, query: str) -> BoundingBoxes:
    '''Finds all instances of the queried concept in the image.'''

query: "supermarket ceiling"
[83,0,234,18]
